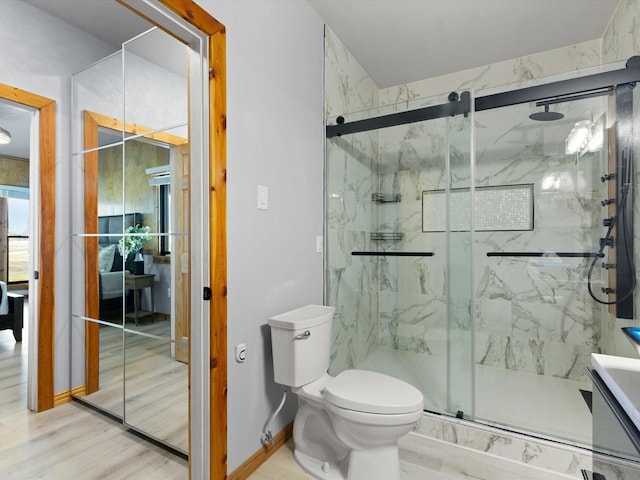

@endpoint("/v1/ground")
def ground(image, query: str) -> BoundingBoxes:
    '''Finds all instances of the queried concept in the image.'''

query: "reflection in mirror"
[72,18,192,455]
[80,110,189,452]
[124,328,188,453]
[81,322,124,417]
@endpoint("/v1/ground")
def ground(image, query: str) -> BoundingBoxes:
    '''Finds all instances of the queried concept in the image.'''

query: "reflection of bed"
[0,281,24,342]
[98,213,142,311]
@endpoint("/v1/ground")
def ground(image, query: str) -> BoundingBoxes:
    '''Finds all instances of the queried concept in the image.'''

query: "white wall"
[199,0,325,471]
[0,0,117,394]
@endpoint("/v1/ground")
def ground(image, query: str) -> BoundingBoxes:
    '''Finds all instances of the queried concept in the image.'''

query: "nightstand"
[125,273,155,325]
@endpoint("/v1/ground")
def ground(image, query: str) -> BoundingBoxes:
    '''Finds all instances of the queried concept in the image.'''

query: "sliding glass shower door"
[472,86,618,446]
[326,60,640,458]
[325,91,473,417]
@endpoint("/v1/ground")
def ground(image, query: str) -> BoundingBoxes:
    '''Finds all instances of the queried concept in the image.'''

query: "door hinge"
[203,287,212,300]
[34,271,39,280]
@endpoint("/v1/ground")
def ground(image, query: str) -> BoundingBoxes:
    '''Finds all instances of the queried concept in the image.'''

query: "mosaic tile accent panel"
[422,184,533,232]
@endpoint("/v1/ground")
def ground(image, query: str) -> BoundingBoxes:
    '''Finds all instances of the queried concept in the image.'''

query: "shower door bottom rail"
[351,251,434,257]
[487,252,602,258]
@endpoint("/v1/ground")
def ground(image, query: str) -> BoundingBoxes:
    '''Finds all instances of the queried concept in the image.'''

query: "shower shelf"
[352,251,434,257]
[370,232,404,241]
[487,252,602,258]
[372,193,401,203]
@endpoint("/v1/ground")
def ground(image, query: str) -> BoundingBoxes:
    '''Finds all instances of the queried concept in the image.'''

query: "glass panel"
[124,329,188,453]
[78,319,124,418]
[122,33,190,447]
[472,90,611,445]
[326,91,474,417]
[8,237,28,283]
[123,27,188,134]
[95,143,126,326]
[72,52,123,156]
[445,105,473,418]
[5,197,28,288]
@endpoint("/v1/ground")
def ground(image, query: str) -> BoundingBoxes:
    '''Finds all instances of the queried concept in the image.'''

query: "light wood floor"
[247,440,313,480]
[0,319,188,479]
[79,319,189,452]
[0,307,303,480]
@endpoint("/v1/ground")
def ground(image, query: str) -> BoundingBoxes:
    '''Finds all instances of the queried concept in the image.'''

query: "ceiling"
[1,0,621,159]
[23,0,621,88]
[0,100,32,160]
[308,0,620,88]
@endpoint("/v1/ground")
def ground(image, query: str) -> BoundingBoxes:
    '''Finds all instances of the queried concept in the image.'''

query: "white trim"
[27,108,40,412]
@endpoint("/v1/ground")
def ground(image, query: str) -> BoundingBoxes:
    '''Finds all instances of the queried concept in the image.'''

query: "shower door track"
[326,56,640,138]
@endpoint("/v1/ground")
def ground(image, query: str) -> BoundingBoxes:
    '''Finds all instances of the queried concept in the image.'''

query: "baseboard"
[53,385,87,407]
[228,422,293,480]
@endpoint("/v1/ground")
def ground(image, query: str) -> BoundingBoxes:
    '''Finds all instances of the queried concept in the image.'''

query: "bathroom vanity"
[589,354,640,462]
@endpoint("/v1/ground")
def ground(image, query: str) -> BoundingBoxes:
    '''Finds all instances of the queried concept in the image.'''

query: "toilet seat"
[325,369,423,415]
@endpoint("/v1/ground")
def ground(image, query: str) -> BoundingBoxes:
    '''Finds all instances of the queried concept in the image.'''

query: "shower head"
[529,104,564,121]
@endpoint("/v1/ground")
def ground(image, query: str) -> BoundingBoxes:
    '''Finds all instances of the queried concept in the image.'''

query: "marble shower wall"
[374,41,607,384]
[324,27,380,374]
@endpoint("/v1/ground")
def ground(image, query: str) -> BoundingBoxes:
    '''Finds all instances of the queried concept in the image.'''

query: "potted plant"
[118,224,151,274]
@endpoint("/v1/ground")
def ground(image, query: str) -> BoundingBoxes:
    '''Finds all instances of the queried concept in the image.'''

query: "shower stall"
[325,59,640,456]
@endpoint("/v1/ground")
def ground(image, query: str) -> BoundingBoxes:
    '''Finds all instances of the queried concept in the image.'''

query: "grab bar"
[487,252,601,258]
[351,251,434,257]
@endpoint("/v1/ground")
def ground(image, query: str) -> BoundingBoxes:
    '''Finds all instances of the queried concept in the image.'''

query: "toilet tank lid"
[325,370,424,415]
[268,305,335,330]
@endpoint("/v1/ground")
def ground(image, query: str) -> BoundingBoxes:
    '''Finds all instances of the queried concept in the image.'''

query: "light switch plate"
[258,185,269,210]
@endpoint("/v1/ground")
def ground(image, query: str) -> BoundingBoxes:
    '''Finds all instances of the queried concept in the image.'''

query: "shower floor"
[357,347,593,447]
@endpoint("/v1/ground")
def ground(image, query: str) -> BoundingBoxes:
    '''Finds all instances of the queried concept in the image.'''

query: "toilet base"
[294,445,400,480]
[294,449,347,480]
[347,446,399,480]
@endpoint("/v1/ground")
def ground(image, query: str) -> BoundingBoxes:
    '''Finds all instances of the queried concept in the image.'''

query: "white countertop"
[592,353,640,432]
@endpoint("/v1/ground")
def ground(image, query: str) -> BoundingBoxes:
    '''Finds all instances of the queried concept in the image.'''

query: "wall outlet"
[235,343,247,363]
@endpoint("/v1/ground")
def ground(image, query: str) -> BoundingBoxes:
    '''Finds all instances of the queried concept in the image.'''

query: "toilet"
[268,305,424,480]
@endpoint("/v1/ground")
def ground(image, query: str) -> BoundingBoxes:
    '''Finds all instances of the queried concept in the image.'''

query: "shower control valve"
[601,198,615,206]
[601,173,616,182]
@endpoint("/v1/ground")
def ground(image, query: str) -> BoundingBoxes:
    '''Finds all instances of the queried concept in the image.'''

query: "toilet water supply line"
[261,388,288,445]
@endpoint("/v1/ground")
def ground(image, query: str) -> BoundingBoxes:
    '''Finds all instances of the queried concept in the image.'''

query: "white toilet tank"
[268,305,334,387]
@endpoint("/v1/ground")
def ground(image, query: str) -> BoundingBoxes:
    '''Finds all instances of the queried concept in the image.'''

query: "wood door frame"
[0,83,56,412]
[83,110,187,394]
[116,1,227,478]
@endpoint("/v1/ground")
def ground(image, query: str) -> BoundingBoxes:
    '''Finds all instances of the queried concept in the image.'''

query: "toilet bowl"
[268,305,424,480]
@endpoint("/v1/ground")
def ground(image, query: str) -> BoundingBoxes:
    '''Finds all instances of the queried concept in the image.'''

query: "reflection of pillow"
[99,244,116,273]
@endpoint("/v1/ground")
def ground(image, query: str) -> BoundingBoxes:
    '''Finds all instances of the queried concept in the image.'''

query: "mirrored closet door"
[70,25,191,455]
